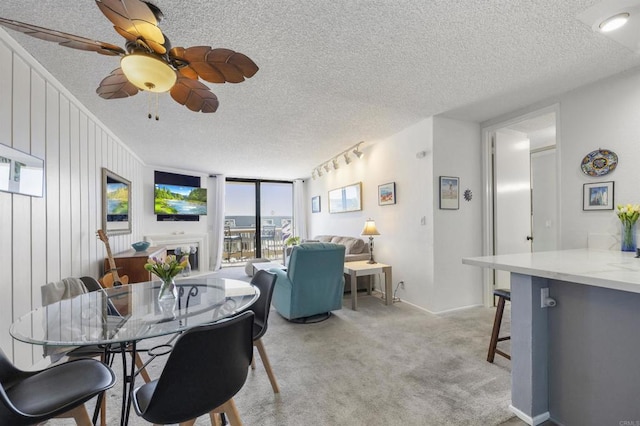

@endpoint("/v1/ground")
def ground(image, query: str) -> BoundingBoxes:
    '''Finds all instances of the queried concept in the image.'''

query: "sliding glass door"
[223,179,292,266]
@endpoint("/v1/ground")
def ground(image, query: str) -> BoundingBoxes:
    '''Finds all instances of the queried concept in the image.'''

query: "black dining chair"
[132,311,254,425]
[0,347,116,426]
[245,269,280,393]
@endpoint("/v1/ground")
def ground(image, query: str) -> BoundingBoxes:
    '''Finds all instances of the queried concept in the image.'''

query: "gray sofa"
[295,235,371,292]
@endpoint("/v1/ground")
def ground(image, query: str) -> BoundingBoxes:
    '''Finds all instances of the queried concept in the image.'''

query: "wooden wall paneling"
[58,96,71,278]
[0,36,14,355]
[87,121,98,279]
[12,55,33,366]
[29,70,47,364]
[45,83,61,283]
[69,105,80,277]
[79,112,89,274]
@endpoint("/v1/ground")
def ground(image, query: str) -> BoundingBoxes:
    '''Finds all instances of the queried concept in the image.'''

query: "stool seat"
[487,288,511,363]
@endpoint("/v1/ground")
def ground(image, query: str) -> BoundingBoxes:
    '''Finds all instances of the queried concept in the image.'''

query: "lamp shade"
[120,52,177,93]
[361,219,380,236]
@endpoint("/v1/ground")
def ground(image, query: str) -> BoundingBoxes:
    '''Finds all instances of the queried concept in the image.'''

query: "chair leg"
[487,296,509,362]
[134,352,152,383]
[64,404,92,426]
[213,399,242,426]
[209,412,223,426]
[178,420,196,426]
[255,338,280,393]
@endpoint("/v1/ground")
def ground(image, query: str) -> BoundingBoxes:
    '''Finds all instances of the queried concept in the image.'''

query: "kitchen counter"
[463,248,640,426]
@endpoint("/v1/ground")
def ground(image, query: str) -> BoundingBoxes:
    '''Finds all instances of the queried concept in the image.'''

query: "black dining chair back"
[133,311,254,424]
[245,270,280,393]
[0,348,115,425]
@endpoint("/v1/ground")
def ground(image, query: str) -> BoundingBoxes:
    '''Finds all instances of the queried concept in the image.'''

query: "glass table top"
[10,277,259,347]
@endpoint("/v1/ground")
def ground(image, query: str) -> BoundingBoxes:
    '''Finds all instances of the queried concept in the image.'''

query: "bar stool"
[487,288,511,363]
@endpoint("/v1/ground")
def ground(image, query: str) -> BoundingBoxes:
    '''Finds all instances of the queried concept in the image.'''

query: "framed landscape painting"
[583,181,614,211]
[378,182,396,205]
[329,182,362,213]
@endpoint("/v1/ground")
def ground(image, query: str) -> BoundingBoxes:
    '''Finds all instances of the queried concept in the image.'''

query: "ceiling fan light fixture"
[120,52,177,93]
[599,12,630,32]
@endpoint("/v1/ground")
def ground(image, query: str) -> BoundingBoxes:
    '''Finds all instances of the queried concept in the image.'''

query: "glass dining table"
[10,277,259,426]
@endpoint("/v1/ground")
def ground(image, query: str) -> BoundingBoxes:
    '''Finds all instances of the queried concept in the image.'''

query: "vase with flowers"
[144,254,189,302]
[616,204,640,252]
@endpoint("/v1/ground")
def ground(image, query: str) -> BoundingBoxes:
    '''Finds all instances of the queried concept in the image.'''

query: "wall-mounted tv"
[154,171,206,221]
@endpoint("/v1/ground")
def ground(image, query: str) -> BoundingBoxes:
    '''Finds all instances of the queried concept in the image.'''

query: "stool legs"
[487,295,511,362]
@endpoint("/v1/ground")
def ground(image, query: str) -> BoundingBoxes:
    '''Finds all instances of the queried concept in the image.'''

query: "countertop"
[462,248,640,294]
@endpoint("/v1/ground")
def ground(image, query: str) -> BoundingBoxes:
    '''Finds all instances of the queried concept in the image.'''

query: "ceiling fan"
[0,0,259,115]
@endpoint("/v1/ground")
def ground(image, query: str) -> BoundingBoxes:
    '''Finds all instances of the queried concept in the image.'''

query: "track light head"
[353,147,364,159]
[344,152,352,164]
[332,158,340,169]
[324,163,331,173]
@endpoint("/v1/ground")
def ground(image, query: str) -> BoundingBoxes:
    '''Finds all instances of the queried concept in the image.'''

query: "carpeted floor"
[45,267,520,426]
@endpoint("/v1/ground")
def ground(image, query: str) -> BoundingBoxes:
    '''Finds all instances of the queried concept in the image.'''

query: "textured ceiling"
[1,0,640,180]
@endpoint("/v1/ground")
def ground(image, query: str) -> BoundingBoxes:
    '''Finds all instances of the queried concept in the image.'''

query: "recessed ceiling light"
[599,12,630,32]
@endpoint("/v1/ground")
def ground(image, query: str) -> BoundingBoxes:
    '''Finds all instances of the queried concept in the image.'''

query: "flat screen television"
[154,184,207,215]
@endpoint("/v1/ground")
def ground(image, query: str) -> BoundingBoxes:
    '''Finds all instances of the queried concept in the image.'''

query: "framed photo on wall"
[378,182,396,205]
[439,176,459,210]
[102,168,132,234]
[329,182,362,213]
[311,195,321,213]
[583,181,614,211]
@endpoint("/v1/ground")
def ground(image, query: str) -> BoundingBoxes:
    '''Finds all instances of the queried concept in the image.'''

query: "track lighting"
[311,141,364,179]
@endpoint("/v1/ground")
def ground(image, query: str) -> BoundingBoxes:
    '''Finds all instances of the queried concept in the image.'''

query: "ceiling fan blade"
[180,46,259,84]
[0,17,125,56]
[170,77,219,113]
[96,68,140,99]
[96,0,166,54]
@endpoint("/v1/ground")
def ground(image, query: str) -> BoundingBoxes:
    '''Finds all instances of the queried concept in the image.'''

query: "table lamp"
[361,218,380,264]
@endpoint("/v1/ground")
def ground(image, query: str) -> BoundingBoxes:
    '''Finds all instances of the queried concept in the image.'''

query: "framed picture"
[378,182,396,206]
[102,168,132,234]
[583,181,614,210]
[439,176,459,210]
[329,182,362,213]
[311,195,321,213]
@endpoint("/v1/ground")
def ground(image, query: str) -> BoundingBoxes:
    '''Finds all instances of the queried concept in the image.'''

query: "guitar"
[97,229,129,288]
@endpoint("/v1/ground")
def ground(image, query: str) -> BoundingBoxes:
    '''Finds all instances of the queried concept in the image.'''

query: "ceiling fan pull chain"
[155,93,159,121]
[147,92,152,119]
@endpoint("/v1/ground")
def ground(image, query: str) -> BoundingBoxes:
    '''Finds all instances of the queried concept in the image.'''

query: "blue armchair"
[271,243,346,322]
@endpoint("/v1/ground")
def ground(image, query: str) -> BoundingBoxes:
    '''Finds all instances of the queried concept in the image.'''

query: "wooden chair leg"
[100,391,107,426]
[134,352,151,383]
[209,412,223,426]
[214,399,242,426]
[487,295,511,362]
[178,420,196,426]
[60,404,92,426]
[255,338,280,393]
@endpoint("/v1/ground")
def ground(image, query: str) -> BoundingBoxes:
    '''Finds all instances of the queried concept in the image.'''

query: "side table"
[343,261,392,310]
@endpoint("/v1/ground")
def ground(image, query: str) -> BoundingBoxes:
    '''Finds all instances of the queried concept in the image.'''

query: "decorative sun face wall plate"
[581,149,618,177]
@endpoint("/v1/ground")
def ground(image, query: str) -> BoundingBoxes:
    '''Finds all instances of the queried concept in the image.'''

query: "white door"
[494,129,532,290]
[531,148,557,252]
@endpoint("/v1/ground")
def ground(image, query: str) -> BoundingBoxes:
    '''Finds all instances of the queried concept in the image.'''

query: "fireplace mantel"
[144,233,209,272]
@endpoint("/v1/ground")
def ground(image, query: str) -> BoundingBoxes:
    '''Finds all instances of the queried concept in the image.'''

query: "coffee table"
[343,261,392,310]
[252,261,287,275]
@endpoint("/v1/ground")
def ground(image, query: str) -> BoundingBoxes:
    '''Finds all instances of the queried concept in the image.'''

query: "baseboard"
[509,404,550,425]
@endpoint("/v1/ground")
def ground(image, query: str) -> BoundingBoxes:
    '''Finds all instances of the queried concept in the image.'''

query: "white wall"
[558,69,640,249]
[306,117,484,313]
[0,31,145,366]
[432,117,483,312]
[483,67,640,251]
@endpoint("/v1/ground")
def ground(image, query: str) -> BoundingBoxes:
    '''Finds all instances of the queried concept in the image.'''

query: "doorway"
[482,107,559,304]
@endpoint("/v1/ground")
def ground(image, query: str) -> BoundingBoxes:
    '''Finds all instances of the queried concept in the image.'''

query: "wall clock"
[581,149,618,177]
